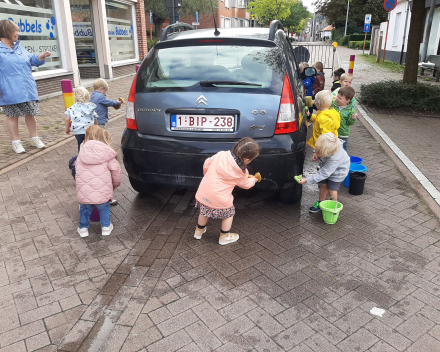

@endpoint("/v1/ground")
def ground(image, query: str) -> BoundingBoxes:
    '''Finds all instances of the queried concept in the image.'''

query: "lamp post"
[344,0,350,37]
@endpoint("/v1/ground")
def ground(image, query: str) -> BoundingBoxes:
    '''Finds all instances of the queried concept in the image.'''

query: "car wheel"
[279,181,302,204]
[129,176,156,194]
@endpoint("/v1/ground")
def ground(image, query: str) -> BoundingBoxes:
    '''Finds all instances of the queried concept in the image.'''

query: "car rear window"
[138,45,285,94]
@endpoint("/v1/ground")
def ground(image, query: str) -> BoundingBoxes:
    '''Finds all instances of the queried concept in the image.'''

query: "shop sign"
[0,13,58,39]
[21,40,60,57]
[108,23,134,38]
[73,23,93,38]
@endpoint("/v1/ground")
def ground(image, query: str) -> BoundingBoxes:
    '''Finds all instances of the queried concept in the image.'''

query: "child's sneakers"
[309,201,322,213]
[110,199,118,206]
[219,232,239,245]
[102,223,114,236]
[194,226,207,239]
[77,227,89,238]
[12,140,25,153]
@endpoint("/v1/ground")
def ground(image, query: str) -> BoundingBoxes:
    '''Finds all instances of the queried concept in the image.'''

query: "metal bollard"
[61,79,75,110]
[348,55,355,75]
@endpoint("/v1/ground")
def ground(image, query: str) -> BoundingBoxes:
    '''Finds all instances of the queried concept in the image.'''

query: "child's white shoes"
[31,137,45,149]
[194,226,207,239]
[219,232,239,245]
[77,227,89,238]
[102,223,114,236]
[12,140,25,153]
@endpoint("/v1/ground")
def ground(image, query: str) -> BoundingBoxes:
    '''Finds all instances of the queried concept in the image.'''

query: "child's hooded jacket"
[306,142,350,184]
[332,99,357,138]
[76,140,121,204]
[307,109,341,149]
[196,151,256,209]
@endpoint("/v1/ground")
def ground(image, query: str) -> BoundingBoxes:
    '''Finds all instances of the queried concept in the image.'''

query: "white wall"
[380,0,411,52]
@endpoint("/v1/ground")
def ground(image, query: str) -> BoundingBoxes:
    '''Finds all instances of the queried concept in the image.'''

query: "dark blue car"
[121,21,315,203]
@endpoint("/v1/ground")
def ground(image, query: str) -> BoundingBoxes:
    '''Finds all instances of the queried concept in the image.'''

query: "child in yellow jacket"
[307,90,341,149]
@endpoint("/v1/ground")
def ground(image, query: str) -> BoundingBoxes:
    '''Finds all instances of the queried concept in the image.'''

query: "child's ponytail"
[232,137,261,163]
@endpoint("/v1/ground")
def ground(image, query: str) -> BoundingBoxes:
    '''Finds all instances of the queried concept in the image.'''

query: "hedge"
[349,41,370,49]
[360,80,440,111]
[147,38,160,49]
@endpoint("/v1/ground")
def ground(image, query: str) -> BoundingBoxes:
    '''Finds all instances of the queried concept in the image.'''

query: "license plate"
[171,114,235,132]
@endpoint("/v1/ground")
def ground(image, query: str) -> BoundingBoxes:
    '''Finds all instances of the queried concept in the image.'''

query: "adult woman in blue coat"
[0,19,52,153]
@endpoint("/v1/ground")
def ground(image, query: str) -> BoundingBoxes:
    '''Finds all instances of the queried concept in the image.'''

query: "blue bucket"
[350,156,363,164]
[344,164,367,188]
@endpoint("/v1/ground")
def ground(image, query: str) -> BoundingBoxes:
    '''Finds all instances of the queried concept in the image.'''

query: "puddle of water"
[87,309,119,352]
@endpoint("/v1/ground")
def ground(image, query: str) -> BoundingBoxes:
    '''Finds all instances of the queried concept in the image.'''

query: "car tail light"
[275,73,297,134]
[126,73,138,130]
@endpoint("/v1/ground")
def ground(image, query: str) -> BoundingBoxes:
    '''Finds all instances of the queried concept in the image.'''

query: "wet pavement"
[1,46,440,352]
[0,102,440,351]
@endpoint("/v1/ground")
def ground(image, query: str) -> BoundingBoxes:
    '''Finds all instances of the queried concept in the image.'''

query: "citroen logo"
[196,95,208,106]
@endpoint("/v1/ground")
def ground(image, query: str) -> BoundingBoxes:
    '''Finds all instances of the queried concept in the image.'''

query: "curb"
[357,104,440,221]
[0,113,124,177]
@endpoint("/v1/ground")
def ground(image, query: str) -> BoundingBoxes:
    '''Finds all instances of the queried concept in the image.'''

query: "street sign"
[192,22,200,26]
[195,11,198,23]
[150,10,153,24]
[365,14,372,24]
[363,23,370,32]
[383,0,397,12]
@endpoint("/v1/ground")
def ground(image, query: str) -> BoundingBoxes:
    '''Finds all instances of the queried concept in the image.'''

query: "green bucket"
[319,198,343,224]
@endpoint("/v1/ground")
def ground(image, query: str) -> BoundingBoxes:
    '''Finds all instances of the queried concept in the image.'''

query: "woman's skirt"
[1,101,40,117]
[195,200,235,219]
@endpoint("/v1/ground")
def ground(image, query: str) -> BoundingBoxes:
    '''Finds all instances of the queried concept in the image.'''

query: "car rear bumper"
[121,129,307,190]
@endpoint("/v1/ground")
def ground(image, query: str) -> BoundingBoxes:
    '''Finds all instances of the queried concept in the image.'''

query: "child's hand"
[298,178,307,184]
[65,129,70,135]
[312,153,318,161]
[352,113,358,120]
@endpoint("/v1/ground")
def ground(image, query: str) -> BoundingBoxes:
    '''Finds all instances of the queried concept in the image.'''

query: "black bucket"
[349,172,367,195]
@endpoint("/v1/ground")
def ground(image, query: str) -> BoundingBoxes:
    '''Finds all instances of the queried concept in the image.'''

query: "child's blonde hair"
[340,73,353,83]
[84,125,114,149]
[313,62,323,72]
[93,78,109,91]
[299,62,309,72]
[232,137,261,163]
[74,87,90,103]
[315,132,341,158]
[314,90,333,109]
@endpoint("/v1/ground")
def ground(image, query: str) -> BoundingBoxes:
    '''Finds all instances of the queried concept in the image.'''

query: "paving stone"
[185,321,222,351]
[146,329,192,352]
[273,321,315,350]
[336,327,379,352]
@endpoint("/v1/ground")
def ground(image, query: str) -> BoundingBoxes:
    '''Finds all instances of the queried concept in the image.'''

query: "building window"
[0,0,63,72]
[71,0,98,66]
[221,16,225,28]
[392,12,401,46]
[224,17,231,28]
[105,0,137,62]
[225,0,230,9]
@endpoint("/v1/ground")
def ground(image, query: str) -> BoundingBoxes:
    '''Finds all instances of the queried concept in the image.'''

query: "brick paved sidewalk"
[0,74,135,172]
[1,98,440,350]
[336,47,440,210]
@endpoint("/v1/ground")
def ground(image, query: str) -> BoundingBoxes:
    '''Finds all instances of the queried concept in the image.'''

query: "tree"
[247,0,296,26]
[144,0,219,36]
[403,0,425,83]
[283,1,311,34]
[313,0,387,28]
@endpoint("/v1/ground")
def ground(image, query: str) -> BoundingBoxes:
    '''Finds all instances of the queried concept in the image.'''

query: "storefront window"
[0,0,63,72]
[105,1,136,62]
[71,0,98,66]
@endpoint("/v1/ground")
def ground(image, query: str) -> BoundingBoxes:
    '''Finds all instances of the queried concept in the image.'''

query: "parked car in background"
[121,21,316,203]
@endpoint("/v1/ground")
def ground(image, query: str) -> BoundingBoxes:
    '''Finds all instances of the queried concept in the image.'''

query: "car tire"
[129,176,156,194]
[279,182,302,204]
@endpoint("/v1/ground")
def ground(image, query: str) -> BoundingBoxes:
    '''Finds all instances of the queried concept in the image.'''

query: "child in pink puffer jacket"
[194,137,261,245]
[75,125,121,238]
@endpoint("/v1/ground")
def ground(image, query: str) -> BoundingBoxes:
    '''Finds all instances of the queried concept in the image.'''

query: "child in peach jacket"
[194,137,261,245]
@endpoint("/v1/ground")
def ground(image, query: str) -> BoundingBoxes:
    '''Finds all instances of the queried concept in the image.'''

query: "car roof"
[165,27,272,41]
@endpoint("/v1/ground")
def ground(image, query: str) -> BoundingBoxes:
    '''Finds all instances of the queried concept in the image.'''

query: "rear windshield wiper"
[199,80,262,87]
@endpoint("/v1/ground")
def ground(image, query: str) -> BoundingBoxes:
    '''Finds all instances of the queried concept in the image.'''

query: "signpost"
[192,11,199,29]
[382,0,395,62]
[149,10,153,40]
[363,14,371,54]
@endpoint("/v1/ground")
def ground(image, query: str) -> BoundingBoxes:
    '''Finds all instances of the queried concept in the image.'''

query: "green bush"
[348,41,370,49]
[349,34,371,41]
[147,38,160,49]
[360,80,440,111]
[348,41,357,48]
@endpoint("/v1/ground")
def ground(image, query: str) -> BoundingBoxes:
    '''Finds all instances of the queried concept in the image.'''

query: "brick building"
[179,0,259,29]
[1,0,148,96]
